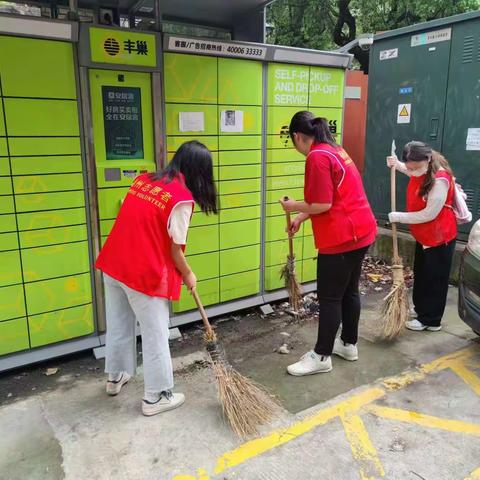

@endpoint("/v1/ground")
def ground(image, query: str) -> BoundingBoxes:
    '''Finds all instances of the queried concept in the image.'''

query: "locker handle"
[429,117,439,140]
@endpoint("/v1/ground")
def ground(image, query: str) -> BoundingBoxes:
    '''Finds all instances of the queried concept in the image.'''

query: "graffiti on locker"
[279,125,291,147]
[102,86,144,160]
[329,120,337,134]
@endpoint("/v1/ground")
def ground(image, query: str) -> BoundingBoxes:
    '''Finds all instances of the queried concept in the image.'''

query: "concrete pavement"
[0,289,479,480]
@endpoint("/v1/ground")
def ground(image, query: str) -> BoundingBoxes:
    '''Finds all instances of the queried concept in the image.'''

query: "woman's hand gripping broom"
[280,197,302,311]
[380,146,409,339]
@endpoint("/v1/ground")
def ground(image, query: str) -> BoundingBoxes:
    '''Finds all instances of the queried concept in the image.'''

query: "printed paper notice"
[179,112,204,132]
[466,128,480,151]
[220,110,244,133]
[397,103,411,124]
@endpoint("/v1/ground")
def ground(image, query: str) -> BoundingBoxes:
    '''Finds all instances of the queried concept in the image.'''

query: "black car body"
[458,220,480,335]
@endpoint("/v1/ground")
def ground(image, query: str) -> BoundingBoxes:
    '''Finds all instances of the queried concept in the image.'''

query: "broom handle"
[390,166,399,263]
[283,196,294,257]
[191,289,214,336]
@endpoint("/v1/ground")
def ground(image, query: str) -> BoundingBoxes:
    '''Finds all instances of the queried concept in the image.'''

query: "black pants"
[413,239,455,327]
[314,246,369,356]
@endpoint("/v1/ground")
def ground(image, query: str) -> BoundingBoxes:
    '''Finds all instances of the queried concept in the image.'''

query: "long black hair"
[149,140,218,214]
[289,111,337,147]
[402,141,453,198]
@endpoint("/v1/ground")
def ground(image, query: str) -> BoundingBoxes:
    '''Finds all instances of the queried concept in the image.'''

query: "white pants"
[104,274,174,397]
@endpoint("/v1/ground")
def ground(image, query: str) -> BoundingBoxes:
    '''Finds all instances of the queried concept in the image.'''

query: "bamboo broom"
[280,197,302,311]
[380,147,409,339]
[192,289,280,439]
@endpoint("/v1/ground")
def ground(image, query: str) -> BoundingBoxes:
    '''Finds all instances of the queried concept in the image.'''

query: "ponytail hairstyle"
[289,111,337,147]
[402,140,454,197]
[149,140,218,214]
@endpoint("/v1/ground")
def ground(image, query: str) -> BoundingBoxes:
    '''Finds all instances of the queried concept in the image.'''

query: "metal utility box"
[364,11,480,238]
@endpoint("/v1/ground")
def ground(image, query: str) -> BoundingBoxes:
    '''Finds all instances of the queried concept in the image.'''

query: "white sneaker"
[142,391,185,416]
[406,319,442,332]
[106,372,131,396]
[287,351,332,376]
[333,338,358,361]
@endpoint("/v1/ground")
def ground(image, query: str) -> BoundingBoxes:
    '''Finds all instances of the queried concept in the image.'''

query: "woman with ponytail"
[280,111,377,377]
[387,141,457,332]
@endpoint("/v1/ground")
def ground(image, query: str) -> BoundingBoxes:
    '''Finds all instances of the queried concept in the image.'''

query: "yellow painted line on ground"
[213,387,384,475]
[340,412,385,480]
[449,360,480,396]
[173,346,480,479]
[465,466,480,479]
[366,404,480,436]
[382,346,478,392]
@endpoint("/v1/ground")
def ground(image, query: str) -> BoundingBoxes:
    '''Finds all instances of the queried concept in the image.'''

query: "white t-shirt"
[167,202,193,245]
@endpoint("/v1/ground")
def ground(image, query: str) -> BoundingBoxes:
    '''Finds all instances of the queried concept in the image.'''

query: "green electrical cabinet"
[365,11,480,238]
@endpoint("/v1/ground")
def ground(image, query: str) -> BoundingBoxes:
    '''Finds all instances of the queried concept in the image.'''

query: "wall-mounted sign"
[399,87,413,94]
[167,36,267,60]
[380,48,398,60]
[102,86,144,160]
[90,28,156,67]
[411,28,451,47]
[397,103,411,124]
[179,112,205,132]
[466,128,480,151]
[221,110,244,133]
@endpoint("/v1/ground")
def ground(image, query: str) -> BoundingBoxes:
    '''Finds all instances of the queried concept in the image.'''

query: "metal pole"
[154,0,161,32]
[67,0,79,21]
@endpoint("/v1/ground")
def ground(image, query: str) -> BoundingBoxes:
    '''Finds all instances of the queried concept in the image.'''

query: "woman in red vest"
[387,141,457,331]
[280,111,377,376]
[96,141,217,416]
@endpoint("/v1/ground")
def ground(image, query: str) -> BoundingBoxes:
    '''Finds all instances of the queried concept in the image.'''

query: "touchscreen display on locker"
[89,70,156,244]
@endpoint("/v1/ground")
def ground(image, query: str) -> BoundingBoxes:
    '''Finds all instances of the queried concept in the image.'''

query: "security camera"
[358,33,374,50]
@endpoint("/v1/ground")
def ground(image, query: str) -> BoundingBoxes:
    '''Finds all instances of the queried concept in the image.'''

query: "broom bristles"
[204,330,281,438]
[211,360,281,438]
[379,263,409,340]
[280,255,302,311]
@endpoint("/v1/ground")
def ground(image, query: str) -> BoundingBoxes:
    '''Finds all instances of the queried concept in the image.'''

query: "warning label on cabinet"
[397,103,411,124]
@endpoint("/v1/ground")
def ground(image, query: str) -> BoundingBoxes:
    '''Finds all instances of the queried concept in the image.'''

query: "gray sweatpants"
[104,274,174,397]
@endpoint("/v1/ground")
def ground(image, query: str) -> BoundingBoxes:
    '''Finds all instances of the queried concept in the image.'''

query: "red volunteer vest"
[306,144,377,251]
[406,170,457,247]
[95,173,194,300]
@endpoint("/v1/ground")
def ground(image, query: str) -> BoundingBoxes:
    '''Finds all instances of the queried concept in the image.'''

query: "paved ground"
[0,288,479,480]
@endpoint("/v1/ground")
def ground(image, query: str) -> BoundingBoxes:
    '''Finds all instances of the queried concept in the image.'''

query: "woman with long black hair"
[387,141,457,331]
[280,111,377,376]
[96,140,217,416]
